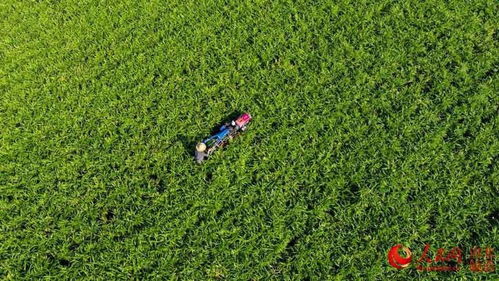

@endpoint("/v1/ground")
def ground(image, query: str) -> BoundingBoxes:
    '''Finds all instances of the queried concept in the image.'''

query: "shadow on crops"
[177,134,198,158]
[208,110,244,133]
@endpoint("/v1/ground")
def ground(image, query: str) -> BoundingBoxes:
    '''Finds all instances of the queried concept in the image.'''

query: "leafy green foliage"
[1,0,497,279]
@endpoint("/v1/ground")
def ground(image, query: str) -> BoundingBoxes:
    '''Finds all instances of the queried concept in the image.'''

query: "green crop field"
[1,0,498,280]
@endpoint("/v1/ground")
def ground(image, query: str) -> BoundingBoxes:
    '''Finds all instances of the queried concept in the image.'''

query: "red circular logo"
[388,244,412,269]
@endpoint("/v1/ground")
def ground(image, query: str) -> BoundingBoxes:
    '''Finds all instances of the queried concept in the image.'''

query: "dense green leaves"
[1,0,498,279]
